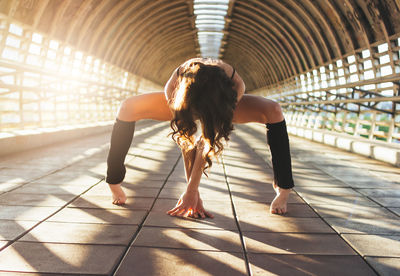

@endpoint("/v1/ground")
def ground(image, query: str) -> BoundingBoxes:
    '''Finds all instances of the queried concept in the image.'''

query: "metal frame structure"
[0,0,400,144]
[0,15,161,131]
[254,35,400,143]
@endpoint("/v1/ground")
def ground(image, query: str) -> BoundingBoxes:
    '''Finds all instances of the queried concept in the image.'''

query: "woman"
[106,58,294,217]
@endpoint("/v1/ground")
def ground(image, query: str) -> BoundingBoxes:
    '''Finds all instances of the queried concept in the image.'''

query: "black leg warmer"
[106,119,136,184]
[266,120,294,189]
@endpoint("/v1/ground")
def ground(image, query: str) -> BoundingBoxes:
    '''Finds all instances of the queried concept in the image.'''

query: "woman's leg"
[233,94,294,214]
[107,92,172,204]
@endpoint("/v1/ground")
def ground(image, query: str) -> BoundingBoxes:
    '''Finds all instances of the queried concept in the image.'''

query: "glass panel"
[349,64,357,73]
[29,44,41,55]
[380,65,393,76]
[32,33,42,43]
[49,40,59,50]
[377,43,388,53]
[362,49,370,58]
[9,23,23,36]
[347,55,356,63]
[193,0,229,58]
[379,54,390,64]
[364,60,372,69]
[5,36,20,47]
[364,70,375,79]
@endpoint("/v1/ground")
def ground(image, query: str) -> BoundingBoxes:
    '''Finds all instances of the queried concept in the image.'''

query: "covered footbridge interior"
[0,0,399,275]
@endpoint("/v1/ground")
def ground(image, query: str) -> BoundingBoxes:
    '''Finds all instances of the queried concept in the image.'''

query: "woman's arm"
[167,138,213,218]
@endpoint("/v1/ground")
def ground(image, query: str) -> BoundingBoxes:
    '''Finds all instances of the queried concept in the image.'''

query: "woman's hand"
[167,190,213,219]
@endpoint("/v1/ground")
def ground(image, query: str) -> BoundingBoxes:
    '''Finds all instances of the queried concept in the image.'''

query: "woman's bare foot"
[108,183,127,205]
[270,181,291,214]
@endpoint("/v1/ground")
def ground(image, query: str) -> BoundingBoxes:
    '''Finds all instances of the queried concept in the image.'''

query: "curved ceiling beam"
[129,31,196,82]
[224,36,278,89]
[75,0,119,50]
[234,1,314,71]
[63,1,98,45]
[241,0,320,68]
[87,1,143,55]
[92,1,155,58]
[125,25,194,70]
[229,24,288,82]
[115,16,190,69]
[48,0,72,38]
[287,0,333,62]
[226,37,273,86]
[325,0,356,52]
[128,30,195,76]
[302,1,342,58]
[101,1,173,61]
[232,13,299,76]
[224,45,268,89]
[112,5,191,67]
[259,0,324,65]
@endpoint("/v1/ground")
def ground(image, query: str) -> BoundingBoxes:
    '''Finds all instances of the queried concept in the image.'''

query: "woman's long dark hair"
[170,60,237,174]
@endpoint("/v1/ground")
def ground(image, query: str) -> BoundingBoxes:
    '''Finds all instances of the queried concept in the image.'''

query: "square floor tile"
[31,172,102,186]
[244,233,356,255]
[85,184,160,197]
[365,257,400,276]
[0,182,24,193]
[145,211,237,230]
[248,254,376,276]
[0,206,59,221]
[0,220,37,240]
[389,208,400,216]
[239,217,334,233]
[295,187,362,197]
[312,205,398,219]
[134,227,242,252]
[0,193,76,207]
[232,191,304,204]
[356,188,400,197]
[48,208,146,225]
[0,242,124,274]
[342,234,400,257]
[325,218,400,234]
[235,202,318,218]
[115,247,247,276]
[372,197,400,207]
[21,222,138,245]
[70,195,154,210]
[293,175,348,187]
[10,183,89,195]
[302,195,379,207]
[0,240,9,250]
[121,179,166,188]
[228,182,274,193]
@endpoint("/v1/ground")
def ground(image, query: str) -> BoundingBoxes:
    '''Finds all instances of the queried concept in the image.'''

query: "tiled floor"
[0,120,398,275]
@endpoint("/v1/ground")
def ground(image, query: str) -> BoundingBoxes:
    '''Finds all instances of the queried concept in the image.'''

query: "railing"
[0,17,161,132]
[280,79,400,143]
[254,34,400,144]
[0,59,162,132]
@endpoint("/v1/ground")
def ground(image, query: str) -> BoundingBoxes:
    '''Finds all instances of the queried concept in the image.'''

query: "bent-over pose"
[106,58,294,217]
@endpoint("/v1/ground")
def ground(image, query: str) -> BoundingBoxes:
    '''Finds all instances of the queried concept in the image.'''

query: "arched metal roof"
[1,0,399,91]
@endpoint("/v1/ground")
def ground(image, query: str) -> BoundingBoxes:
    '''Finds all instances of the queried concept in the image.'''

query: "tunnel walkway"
[0,120,398,275]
